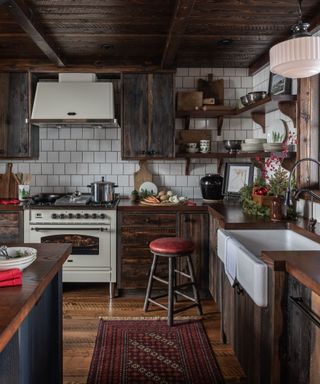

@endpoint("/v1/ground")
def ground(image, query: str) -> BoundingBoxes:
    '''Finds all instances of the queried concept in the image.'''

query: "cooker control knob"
[76,213,82,219]
[59,214,65,219]
[100,213,106,219]
[92,213,97,219]
[68,213,73,219]
[84,213,89,219]
[51,213,57,219]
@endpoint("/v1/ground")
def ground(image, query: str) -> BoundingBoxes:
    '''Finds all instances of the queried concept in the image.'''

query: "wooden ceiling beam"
[3,0,65,67]
[161,0,195,69]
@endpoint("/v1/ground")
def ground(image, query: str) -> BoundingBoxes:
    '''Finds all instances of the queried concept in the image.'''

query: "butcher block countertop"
[0,243,71,353]
[208,200,320,296]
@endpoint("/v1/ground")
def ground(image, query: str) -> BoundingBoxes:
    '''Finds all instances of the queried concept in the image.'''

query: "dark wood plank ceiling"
[0,0,320,73]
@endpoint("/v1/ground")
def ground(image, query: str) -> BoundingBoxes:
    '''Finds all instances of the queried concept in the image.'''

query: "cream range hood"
[31,73,118,127]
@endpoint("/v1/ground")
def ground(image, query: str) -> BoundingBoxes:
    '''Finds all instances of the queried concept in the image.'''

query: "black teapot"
[200,174,223,201]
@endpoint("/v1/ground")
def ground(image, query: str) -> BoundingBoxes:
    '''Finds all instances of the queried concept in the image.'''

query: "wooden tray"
[139,200,182,206]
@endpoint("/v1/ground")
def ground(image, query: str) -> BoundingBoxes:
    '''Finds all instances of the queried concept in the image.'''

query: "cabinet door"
[177,212,209,291]
[121,73,175,159]
[122,74,148,158]
[285,275,320,384]
[0,211,23,243]
[150,73,175,158]
[0,72,39,159]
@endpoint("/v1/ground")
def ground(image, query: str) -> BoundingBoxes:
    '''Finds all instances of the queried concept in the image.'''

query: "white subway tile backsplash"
[71,128,83,139]
[77,163,88,175]
[65,163,77,174]
[94,152,105,163]
[65,140,76,151]
[11,67,256,198]
[77,140,88,151]
[71,152,82,163]
[48,152,59,163]
[59,151,71,163]
[88,164,100,174]
[88,140,100,151]
[100,140,112,151]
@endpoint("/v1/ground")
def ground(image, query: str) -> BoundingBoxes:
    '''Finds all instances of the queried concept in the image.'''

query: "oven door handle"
[31,227,109,232]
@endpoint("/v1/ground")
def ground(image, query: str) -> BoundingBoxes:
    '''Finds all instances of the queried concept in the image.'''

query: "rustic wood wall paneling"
[297,75,320,189]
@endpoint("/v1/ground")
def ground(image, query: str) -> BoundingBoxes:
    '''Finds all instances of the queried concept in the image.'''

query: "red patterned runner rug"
[87,319,224,384]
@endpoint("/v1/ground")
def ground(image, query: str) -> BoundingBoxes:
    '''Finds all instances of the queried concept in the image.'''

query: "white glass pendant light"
[269,0,320,79]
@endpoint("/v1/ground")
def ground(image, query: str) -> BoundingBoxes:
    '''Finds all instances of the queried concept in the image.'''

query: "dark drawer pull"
[290,296,320,329]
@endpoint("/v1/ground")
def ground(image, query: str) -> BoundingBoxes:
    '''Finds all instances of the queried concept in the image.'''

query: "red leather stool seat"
[149,237,194,255]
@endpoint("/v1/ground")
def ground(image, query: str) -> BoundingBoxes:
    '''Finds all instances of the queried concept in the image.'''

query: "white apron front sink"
[218,229,320,307]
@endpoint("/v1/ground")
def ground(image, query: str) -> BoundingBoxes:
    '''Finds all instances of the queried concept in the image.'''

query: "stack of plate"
[241,138,267,152]
[0,247,37,271]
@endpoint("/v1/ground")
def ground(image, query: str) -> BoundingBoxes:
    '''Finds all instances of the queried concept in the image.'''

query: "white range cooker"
[24,194,117,298]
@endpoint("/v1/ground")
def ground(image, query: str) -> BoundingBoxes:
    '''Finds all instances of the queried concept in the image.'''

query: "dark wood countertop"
[207,199,320,296]
[0,243,71,353]
[261,250,320,297]
[117,198,208,211]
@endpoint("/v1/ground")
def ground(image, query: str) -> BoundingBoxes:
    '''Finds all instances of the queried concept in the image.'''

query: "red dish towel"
[0,268,22,282]
[0,199,20,205]
[0,277,22,287]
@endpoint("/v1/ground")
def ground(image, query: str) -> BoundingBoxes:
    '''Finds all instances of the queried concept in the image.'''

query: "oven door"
[29,225,110,268]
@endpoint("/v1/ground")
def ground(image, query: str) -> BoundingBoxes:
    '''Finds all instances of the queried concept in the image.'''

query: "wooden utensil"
[7,163,18,199]
[0,163,18,199]
[134,161,152,191]
[198,75,224,105]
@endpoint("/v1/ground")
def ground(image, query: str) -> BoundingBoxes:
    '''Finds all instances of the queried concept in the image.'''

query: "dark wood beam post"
[297,75,320,189]
[3,0,65,67]
[161,0,195,69]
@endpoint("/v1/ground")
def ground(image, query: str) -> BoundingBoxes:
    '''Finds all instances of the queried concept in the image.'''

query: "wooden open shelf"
[176,151,296,175]
[176,94,297,134]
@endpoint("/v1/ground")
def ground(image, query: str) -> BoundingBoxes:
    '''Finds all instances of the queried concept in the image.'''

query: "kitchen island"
[0,243,71,384]
[208,200,320,384]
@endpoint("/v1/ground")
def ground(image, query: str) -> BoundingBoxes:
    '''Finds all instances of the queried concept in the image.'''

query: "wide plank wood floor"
[63,283,245,384]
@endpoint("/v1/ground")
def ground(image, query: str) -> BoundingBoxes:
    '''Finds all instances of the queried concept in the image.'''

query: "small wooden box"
[176,91,203,111]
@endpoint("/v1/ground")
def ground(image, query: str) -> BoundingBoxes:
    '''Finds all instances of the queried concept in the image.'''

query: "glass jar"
[200,174,223,201]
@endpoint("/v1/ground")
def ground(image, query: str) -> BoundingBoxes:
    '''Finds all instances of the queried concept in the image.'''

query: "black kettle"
[200,174,223,201]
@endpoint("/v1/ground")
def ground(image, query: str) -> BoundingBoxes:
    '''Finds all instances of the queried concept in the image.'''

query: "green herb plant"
[272,131,285,143]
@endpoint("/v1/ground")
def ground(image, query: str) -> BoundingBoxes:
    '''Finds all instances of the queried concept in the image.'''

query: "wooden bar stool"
[143,237,203,326]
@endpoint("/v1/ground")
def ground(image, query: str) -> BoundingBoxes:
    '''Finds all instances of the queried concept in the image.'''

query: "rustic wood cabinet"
[117,209,209,292]
[285,275,320,384]
[0,72,39,159]
[0,210,23,243]
[118,211,177,289]
[121,73,175,159]
[177,212,209,291]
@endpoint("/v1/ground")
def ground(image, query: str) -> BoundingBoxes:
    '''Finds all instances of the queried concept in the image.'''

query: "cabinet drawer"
[0,212,19,226]
[121,227,176,246]
[122,257,169,289]
[121,213,176,227]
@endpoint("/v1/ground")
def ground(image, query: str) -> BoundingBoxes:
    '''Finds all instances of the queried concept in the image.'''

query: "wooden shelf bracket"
[251,111,265,132]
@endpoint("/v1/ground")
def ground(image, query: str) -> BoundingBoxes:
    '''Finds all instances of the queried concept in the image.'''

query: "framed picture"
[222,162,254,196]
[268,72,292,96]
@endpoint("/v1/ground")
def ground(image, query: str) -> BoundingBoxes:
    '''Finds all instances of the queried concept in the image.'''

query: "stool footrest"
[174,282,195,290]
[152,275,168,285]
[147,298,168,311]
[174,290,197,302]
[174,269,191,279]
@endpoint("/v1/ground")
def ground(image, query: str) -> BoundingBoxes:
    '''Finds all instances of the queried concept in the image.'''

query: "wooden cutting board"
[0,163,18,199]
[134,161,152,191]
